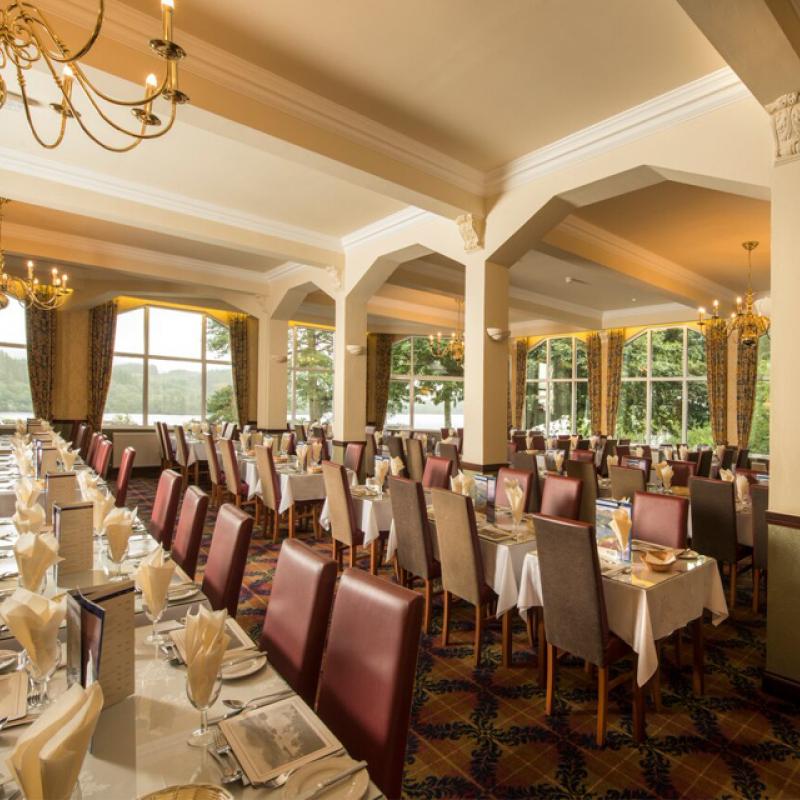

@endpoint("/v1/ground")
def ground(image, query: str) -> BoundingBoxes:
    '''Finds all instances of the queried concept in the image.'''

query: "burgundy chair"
[495,467,534,512]
[115,446,136,507]
[149,469,182,550]
[632,491,688,549]
[68,420,81,448]
[75,422,91,461]
[171,486,209,580]
[160,422,177,469]
[621,456,651,478]
[344,442,366,476]
[531,434,546,451]
[94,438,113,479]
[421,455,452,490]
[259,540,337,706]
[316,569,424,799]
[201,503,254,617]
[615,444,631,460]
[511,432,527,452]
[666,460,696,487]
[86,432,102,470]
[569,450,595,464]
[540,475,583,520]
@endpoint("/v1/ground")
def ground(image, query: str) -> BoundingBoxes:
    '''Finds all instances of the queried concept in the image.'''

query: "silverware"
[0,716,8,732]
[217,689,293,721]
[213,728,249,786]
[204,744,241,784]
[258,748,346,790]
[219,652,266,671]
[295,759,368,800]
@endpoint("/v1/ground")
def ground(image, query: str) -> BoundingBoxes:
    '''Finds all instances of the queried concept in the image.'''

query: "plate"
[221,652,267,680]
[283,756,369,800]
[167,585,201,602]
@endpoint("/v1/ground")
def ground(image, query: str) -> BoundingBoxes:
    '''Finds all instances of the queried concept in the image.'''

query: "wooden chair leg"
[272,510,280,544]
[193,462,199,485]
[369,541,378,575]
[441,591,450,647]
[288,505,296,538]
[691,617,705,696]
[501,610,511,668]
[349,544,357,569]
[474,603,484,668]
[545,643,556,715]
[537,612,547,688]
[752,567,761,613]
[729,561,737,609]
[597,666,608,747]
[525,608,536,649]
[423,579,433,634]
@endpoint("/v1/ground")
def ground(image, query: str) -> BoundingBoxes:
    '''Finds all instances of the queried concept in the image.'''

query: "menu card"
[37,447,59,479]
[45,471,79,524]
[54,501,94,577]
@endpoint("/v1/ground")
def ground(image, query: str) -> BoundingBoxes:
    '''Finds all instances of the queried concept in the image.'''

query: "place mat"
[0,670,27,721]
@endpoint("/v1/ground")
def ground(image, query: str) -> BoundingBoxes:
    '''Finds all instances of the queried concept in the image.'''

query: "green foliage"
[749,335,770,455]
[290,326,334,422]
[207,384,236,423]
[206,318,230,359]
[0,349,32,414]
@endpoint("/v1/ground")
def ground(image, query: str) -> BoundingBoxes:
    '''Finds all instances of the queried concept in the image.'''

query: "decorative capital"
[325,264,343,290]
[766,91,800,161]
[456,214,485,252]
[254,293,270,314]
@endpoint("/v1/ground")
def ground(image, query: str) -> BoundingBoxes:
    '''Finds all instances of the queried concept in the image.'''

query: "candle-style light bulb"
[161,0,174,42]
[26,260,34,280]
[61,274,68,291]
[61,65,74,102]
[144,73,158,114]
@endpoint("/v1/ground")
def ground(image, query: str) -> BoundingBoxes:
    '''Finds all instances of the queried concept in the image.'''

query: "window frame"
[286,323,335,424]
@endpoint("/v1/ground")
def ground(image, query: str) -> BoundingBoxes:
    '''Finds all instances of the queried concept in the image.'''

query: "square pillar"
[333,293,368,442]
[257,317,288,430]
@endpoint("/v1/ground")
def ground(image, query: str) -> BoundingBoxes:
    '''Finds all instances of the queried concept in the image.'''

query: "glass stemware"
[143,598,167,648]
[105,542,129,581]
[186,671,222,747]
[24,645,61,709]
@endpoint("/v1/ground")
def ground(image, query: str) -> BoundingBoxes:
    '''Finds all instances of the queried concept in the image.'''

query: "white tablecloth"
[320,492,393,546]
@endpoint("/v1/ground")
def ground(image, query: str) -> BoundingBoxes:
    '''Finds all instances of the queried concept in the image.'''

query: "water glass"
[25,645,61,710]
[186,671,222,747]
[143,598,167,649]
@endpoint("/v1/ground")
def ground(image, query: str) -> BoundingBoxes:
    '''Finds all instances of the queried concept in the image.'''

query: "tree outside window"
[286,325,334,424]
[0,300,33,421]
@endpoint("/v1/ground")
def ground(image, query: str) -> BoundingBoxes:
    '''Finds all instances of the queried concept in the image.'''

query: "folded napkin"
[660,463,673,490]
[102,507,136,562]
[0,589,66,675]
[548,437,558,449]
[7,682,103,800]
[390,456,405,476]
[590,435,599,449]
[12,502,45,535]
[679,445,689,461]
[374,458,389,487]
[450,471,475,498]
[295,443,308,471]
[570,435,579,449]
[526,434,534,450]
[716,445,726,465]
[16,477,43,508]
[554,451,565,473]
[240,432,251,452]
[251,432,263,446]
[606,455,619,467]
[634,446,644,458]
[15,533,60,592]
[86,488,116,531]
[189,422,202,438]
[719,468,735,482]
[610,508,632,554]
[77,471,99,498]
[135,547,175,618]
[310,441,323,463]
[200,421,209,434]
[504,478,525,527]
[280,433,292,453]
[735,473,750,504]
[14,420,26,436]
[59,448,78,471]
[663,446,674,461]
[184,606,230,708]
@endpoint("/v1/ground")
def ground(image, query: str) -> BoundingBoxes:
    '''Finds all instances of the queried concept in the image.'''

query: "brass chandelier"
[698,241,770,348]
[429,298,465,364]
[0,199,72,310]
[0,0,189,151]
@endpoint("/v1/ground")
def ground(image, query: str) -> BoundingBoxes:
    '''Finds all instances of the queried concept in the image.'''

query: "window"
[617,327,709,445]
[104,306,234,426]
[386,336,464,429]
[0,300,33,421]
[749,334,770,455]
[287,324,334,424]
[524,337,589,435]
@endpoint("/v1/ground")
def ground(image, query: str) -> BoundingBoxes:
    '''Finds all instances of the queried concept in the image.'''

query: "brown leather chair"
[540,475,582,520]
[344,442,365,477]
[171,486,209,580]
[570,449,595,464]
[696,449,713,478]
[421,455,452,490]
[666,459,696,487]
[94,438,113,480]
[720,446,737,471]
[565,459,598,525]
[386,435,406,468]
[437,442,460,477]
[203,432,225,507]
[609,465,646,502]
[86,432,102,470]
[736,448,750,469]
[750,483,768,613]
[615,444,631,460]
[511,432,527,452]
[150,469,182,550]
[316,569,423,800]
[364,431,377,478]
[405,437,425,482]
[259,539,337,705]
[534,513,644,746]
[598,438,616,478]
[632,491,688,549]
[495,467,534,514]
[531,434,546,451]
[74,422,91,460]
[201,503,253,617]
[114,446,136,508]
[218,437,256,515]
[388,476,441,633]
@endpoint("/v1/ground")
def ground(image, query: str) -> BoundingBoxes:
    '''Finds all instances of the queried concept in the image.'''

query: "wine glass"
[186,670,223,747]
[25,644,61,709]
[143,595,167,648]
[105,541,129,581]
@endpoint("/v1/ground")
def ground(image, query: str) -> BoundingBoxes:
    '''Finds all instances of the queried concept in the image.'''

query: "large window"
[286,324,334,424]
[524,337,589,435]
[104,306,234,426]
[617,327,709,445]
[0,301,33,421]
[750,334,770,455]
[386,336,464,429]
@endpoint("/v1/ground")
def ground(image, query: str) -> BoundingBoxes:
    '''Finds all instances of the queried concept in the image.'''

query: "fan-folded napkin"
[136,547,175,618]
[609,508,632,554]
[184,606,230,708]
[659,462,673,490]
[716,445,726,464]
[15,533,60,591]
[450,471,475,498]
[735,474,751,504]
[0,589,65,675]
[374,458,389,487]
[280,433,292,453]
[719,468,735,482]
[240,432,251,452]
[77,471,99,498]
[295,443,308,471]
[59,448,78,471]
[310,441,323,463]
[504,478,525,527]
[15,478,43,508]
[390,456,405,476]
[12,502,45,535]
[679,445,689,461]
[554,451,565,473]
[85,488,116,531]
[606,455,619,467]
[634,446,644,458]
[102,507,135,562]
[663,446,674,461]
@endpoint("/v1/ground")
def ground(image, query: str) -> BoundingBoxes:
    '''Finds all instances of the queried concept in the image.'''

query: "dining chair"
[665,459,696,487]
[386,435,406,470]
[316,569,423,800]
[569,450,595,464]
[364,431,377,478]
[495,466,535,514]
[608,465,646,502]
[344,442,366,481]
[540,475,583,520]
[161,423,178,470]
[576,438,591,450]
[279,431,297,455]
[565,459,598,525]
[114,446,135,507]
[218,437,257,519]
[255,443,295,542]
[170,486,209,580]
[734,468,760,485]
[736,448,750,469]
[86,432,102,470]
[321,461,373,573]
[201,503,254,617]
[150,469,182,551]
[509,453,541,512]
[534,513,644,746]
[388,476,441,633]
[75,422,91,461]
[720,446,737,470]
[750,483,768,613]
[598,438,617,477]
[308,435,330,463]
[405,437,426,482]
[68,420,81,448]
[457,428,464,453]
[431,488,498,667]
[153,423,167,471]
[202,432,225,508]
[259,539,337,706]
[696,449,713,478]
[438,442,460,477]
[511,432,527,452]
[632,491,688,549]
[531,434,546,451]
[689,476,752,608]
[94,438,113,480]
[621,456,651,477]
[173,425,198,490]
[421,455,452,490]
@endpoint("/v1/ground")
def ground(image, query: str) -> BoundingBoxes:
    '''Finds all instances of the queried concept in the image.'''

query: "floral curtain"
[87,301,118,431]
[513,339,527,429]
[604,329,625,436]
[705,325,728,445]
[229,313,249,428]
[737,337,759,450]
[586,332,602,434]
[369,333,393,429]
[25,306,56,421]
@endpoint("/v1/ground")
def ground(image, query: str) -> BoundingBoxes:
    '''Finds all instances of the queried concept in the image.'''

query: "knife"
[296,760,368,800]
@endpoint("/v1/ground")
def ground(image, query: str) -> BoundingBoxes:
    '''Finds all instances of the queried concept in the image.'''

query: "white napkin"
[135,547,175,618]
[280,433,292,453]
[7,682,103,800]
[634,447,644,458]
[570,435,579,449]
[59,448,78,471]
[606,455,619,467]
[504,478,525,527]
[590,435,599,449]
[390,456,405,476]
[240,432,251,452]
[450,471,475,498]
[374,458,389,487]
[525,434,534,450]
[86,488,116,531]
[77,471,99,499]
[295,443,308,471]
[0,589,65,675]
[660,463,673,490]
[716,445,726,464]
[554,451,565,473]
[735,474,750,504]
[15,533,60,592]
[200,422,209,434]
[679,445,689,461]
[15,478,43,508]
[12,502,45,535]
[14,420,25,436]
[610,508,632,554]
[184,606,230,708]
[548,437,557,450]
[663,446,674,461]
[102,507,135,563]
[719,468,735,482]
[310,441,323,463]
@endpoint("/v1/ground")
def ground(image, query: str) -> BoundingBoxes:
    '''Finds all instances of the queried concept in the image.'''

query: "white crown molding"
[341,208,433,249]
[486,68,751,193]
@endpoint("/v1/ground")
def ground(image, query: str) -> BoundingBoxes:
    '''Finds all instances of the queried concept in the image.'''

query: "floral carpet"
[128,476,800,799]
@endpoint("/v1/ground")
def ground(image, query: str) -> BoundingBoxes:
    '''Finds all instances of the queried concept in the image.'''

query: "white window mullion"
[645,331,653,444]
[143,307,150,426]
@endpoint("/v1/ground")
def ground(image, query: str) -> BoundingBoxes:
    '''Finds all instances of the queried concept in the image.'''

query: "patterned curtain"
[87,301,118,431]
[513,339,527,428]
[604,329,625,436]
[372,333,393,429]
[229,313,249,428]
[586,332,602,434]
[737,337,759,449]
[25,306,56,421]
[705,325,728,445]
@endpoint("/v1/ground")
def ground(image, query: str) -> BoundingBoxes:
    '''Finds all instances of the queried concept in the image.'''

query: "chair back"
[697,449,713,478]
[308,435,330,463]
[609,465,646,501]
[495,467,534,513]
[150,469,182,550]
[86,432,102,469]
[720,446,737,470]
[317,570,423,799]
[162,423,176,462]
[279,431,296,455]
[388,477,438,581]
[344,442,365,476]
[689,476,738,563]
[94,438,113,479]
[421,455,452,489]
[621,456,651,478]
[259,540,337,705]
[405,437,425,482]
[509,453,541,512]
[565,459,597,525]
[735,468,760,485]
[570,449,594,462]
[531,434,546,451]
[255,444,281,513]
[540,475,583,520]
[438,442,460,476]
[174,425,190,467]
[750,483,768,571]
[203,433,223,488]
[68,420,81,447]
[218,437,243,497]
[632,491,688,549]
[511,432,527,452]
[321,461,359,547]
[736,448,750,469]
[75,423,91,460]
[171,486,209,580]
[598,438,616,477]
[666,459,696,487]
[534,514,611,666]
[201,503,253,616]
[115,446,136,507]
[386,435,405,463]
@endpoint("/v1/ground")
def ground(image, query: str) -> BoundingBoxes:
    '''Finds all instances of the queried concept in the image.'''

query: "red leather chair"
[94,438,113,479]
[569,450,595,464]
[115,446,136,507]
[171,486,209,580]
[495,467,534,512]
[86,432,102,470]
[259,540,337,706]
[632,491,688,549]
[344,442,365,476]
[540,475,583,520]
[316,569,424,799]
[666,459,696,487]
[201,503,254,617]
[421,455,452,490]
[74,422,91,460]
[149,469,182,550]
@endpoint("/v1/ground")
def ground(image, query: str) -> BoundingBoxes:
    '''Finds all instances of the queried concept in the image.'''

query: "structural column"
[257,317,289,430]
[462,257,509,470]
[333,292,368,444]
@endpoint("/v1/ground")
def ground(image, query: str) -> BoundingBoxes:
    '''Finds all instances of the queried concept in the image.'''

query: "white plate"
[283,756,369,800]
[221,653,267,680]
[167,585,201,602]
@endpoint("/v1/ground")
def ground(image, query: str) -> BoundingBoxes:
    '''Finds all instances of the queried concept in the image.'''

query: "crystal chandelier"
[428,298,465,364]
[0,199,72,310]
[0,0,189,151]
[697,241,769,348]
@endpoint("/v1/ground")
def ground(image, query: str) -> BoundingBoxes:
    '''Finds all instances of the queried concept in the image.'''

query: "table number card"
[45,471,79,524]
[54,501,94,576]
[37,446,59,479]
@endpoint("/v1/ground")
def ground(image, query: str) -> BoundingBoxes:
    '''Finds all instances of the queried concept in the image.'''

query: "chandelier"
[698,241,769,348]
[0,0,189,151]
[0,199,72,310]
[428,298,465,364]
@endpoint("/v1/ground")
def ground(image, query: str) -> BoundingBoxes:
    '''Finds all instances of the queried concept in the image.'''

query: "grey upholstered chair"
[405,437,426,482]
[437,442,460,477]
[322,461,369,572]
[255,444,283,542]
[609,465,646,502]
[565,459,598,526]
[750,483,768,613]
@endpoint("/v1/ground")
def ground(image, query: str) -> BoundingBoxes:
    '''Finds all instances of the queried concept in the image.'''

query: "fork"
[257,748,346,789]
[213,728,249,786]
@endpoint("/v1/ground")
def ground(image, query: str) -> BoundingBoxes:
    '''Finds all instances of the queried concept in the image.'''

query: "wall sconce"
[346,344,366,356]
[486,327,511,342]
[271,354,288,364]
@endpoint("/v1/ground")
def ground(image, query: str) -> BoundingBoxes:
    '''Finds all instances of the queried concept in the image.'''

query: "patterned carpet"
[128,475,800,799]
